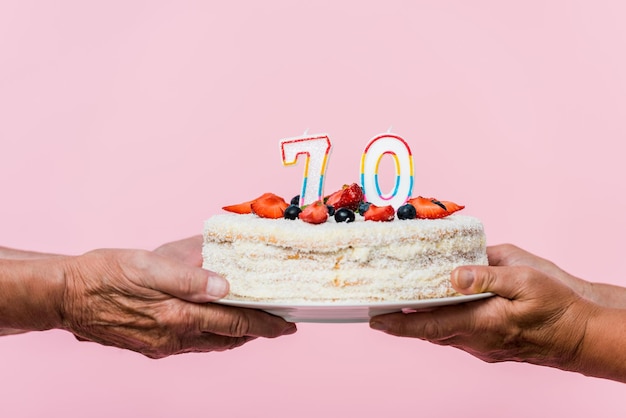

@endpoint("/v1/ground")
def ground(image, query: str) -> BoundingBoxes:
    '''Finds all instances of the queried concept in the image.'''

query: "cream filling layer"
[202,213,488,302]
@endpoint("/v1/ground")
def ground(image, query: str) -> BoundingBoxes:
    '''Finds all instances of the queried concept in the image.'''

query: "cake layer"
[202,214,488,303]
[204,213,485,251]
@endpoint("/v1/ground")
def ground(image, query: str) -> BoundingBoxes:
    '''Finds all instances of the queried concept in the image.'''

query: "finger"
[486,244,516,266]
[155,235,204,267]
[142,335,257,358]
[370,303,480,342]
[196,304,297,338]
[0,328,29,336]
[183,334,258,354]
[133,251,229,303]
[487,244,565,279]
[451,265,536,300]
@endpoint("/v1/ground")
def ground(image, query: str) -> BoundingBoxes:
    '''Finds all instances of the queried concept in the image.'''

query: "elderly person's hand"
[154,235,205,267]
[0,238,296,358]
[369,244,626,383]
[486,244,626,308]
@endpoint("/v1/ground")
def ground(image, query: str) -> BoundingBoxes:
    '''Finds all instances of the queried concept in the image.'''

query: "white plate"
[215,293,494,323]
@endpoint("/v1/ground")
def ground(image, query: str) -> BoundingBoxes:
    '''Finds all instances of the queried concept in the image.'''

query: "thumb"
[451,265,529,300]
[137,252,230,303]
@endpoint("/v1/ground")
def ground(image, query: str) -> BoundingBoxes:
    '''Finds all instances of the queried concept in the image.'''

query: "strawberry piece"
[439,200,465,215]
[364,204,395,222]
[325,183,363,211]
[299,201,329,224]
[222,192,276,214]
[324,189,343,207]
[407,196,448,219]
[407,196,464,219]
[222,199,255,214]
[250,193,289,219]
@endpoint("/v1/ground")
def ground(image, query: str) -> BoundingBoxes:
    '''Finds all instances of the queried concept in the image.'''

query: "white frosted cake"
[202,208,488,303]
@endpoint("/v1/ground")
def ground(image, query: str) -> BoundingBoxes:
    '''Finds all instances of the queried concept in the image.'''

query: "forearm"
[0,246,60,260]
[0,258,67,331]
[552,272,626,309]
[568,305,626,383]
[582,282,626,309]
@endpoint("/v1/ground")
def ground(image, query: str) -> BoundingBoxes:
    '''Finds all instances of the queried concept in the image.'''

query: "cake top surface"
[204,213,485,251]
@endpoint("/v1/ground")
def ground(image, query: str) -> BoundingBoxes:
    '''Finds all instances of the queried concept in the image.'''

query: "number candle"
[360,134,414,210]
[280,134,332,207]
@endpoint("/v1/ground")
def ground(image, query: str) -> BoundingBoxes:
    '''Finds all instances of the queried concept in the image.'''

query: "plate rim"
[215,292,493,309]
[213,293,494,323]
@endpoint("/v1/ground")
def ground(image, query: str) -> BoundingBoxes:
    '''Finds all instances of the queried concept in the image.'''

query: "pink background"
[2,1,625,416]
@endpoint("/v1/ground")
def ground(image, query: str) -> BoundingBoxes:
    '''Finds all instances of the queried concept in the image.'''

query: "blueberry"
[326,205,336,216]
[334,208,355,223]
[357,202,371,216]
[284,204,302,220]
[290,195,301,205]
[397,203,417,220]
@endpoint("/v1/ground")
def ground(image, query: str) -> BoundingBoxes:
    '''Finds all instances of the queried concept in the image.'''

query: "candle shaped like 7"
[360,134,414,210]
[280,135,332,206]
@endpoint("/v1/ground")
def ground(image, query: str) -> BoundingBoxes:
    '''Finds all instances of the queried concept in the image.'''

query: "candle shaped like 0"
[360,134,414,210]
[280,135,332,207]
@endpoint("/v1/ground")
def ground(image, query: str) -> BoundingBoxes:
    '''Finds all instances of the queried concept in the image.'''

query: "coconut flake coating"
[202,213,488,303]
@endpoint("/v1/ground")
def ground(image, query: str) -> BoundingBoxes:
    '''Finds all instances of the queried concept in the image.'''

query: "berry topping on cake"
[325,183,364,211]
[222,189,464,223]
[357,201,371,216]
[334,208,356,223]
[407,196,464,219]
[222,199,254,214]
[222,192,277,214]
[438,200,465,215]
[299,201,329,224]
[284,204,302,220]
[396,203,417,220]
[363,204,395,222]
[250,193,289,219]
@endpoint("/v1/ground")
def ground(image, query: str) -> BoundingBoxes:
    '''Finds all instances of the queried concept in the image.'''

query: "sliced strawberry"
[299,201,329,224]
[364,204,395,222]
[408,196,464,219]
[324,189,343,207]
[325,183,363,211]
[222,199,255,214]
[407,196,448,219]
[250,193,289,219]
[439,200,465,215]
[222,192,276,214]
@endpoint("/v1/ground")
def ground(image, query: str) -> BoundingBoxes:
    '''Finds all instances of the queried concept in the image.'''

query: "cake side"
[203,213,485,251]
[202,213,488,303]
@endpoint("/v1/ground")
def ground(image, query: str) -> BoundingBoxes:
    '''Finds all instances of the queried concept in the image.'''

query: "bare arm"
[0,247,63,335]
[574,306,626,382]
[0,258,65,331]
[0,246,60,260]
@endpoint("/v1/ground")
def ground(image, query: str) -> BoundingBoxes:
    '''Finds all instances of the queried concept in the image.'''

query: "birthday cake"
[202,183,488,303]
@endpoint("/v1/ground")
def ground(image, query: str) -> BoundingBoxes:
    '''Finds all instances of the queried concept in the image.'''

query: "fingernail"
[206,274,229,298]
[454,269,475,289]
[370,320,388,331]
[283,323,297,335]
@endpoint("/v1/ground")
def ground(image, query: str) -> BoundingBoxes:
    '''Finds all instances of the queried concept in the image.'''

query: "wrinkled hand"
[488,244,626,308]
[488,243,575,280]
[369,244,594,370]
[61,248,296,358]
[154,235,204,267]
